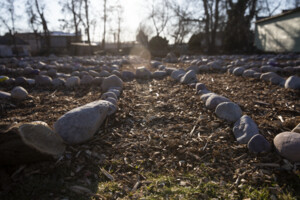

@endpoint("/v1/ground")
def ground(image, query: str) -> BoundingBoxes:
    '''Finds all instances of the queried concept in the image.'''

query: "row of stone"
[228,66,300,90]
[5,74,124,164]
[165,67,300,163]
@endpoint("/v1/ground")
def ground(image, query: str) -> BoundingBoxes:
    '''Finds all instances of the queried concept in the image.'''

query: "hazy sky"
[0,0,295,43]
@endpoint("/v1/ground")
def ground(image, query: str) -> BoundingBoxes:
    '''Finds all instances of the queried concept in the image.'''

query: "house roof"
[0,34,29,45]
[256,7,300,24]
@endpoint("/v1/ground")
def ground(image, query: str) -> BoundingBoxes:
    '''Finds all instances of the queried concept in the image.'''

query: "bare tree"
[102,0,107,49]
[82,0,91,45]
[26,0,51,50]
[26,0,41,52]
[0,0,18,55]
[110,1,124,49]
[149,0,170,36]
[59,0,83,42]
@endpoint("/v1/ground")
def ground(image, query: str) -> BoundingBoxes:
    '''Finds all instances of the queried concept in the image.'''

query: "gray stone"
[47,68,57,77]
[158,65,166,70]
[233,67,245,76]
[261,65,278,73]
[65,76,80,88]
[101,91,118,100]
[247,134,271,154]
[215,102,242,122]
[200,92,215,102]
[186,65,199,73]
[136,67,152,79]
[54,100,116,144]
[0,91,11,99]
[89,70,100,77]
[24,66,34,75]
[105,97,117,105]
[112,70,122,78]
[151,60,162,68]
[80,75,94,85]
[208,61,222,70]
[121,71,135,82]
[71,71,80,76]
[165,67,177,75]
[15,77,27,85]
[52,78,65,87]
[80,71,89,78]
[285,76,300,90]
[35,75,53,85]
[205,94,231,110]
[260,72,285,85]
[274,132,300,162]
[107,88,121,97]
[198,65,210,72]
[171,69,185,81]
[5,78,15,85]
[233,115,259,144]
[99,70,111,77]
[195,83,207,92]
[180,70,197,84]
[101,75,123,92]
[253,72,261,79]
[92,77,103,85]
[11,86,28,100]
[152,71,167,79]
[242,69,256,78]
[26,79,35,85]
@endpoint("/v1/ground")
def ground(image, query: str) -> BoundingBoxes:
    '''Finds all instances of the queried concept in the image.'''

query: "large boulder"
[205,94,231,110]
[54,100,116,144]
[233,115,259,144]
[285,76,300,90]
[274,132,300,162]
[35,75,53,85]
[121,71,135,82]
[11,86,28,100]
[247,134,271,154]
[65,76,80,88]
[215,102,242,122]
[136,67,152,80]
[101,75,123,92]
[180,70,197,84]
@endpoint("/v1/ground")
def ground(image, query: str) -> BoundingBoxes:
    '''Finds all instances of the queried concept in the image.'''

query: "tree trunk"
[102,0,107,49]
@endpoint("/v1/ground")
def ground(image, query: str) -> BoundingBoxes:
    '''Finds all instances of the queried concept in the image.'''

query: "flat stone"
[101,75,123,92]
[54,100,116,144]
[121,71,135,82]
[274,132,300,162]
[242,69,256,78]
[11,86,28,100]
[233,115,259,144]
[136,67,152,80]
[180,70,197,84]
[215,102,242,122]
[35,75,53,85]
[205,94,231,110]
[247,134,271,154]
[65,76,80,88]
[0,91,11,99]
[285,76,300,90]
